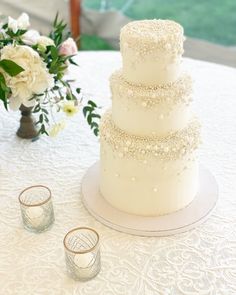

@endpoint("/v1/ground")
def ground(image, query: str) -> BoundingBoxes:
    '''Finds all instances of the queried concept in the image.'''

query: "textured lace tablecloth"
[0,51,236,295]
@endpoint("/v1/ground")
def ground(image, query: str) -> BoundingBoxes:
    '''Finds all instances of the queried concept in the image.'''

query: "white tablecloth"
[0,51,236,295]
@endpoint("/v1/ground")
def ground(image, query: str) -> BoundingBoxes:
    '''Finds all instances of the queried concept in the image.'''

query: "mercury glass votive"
[19,185,55,233]
[63,227,101,281]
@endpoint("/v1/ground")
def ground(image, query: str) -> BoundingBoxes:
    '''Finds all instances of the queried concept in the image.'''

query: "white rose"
[37,36,55,50]
[0,45,54,111]
[8,16,18,33]
[22,30,40,45]
[8,13,30,33]
[0,28,7,39]
[17,13,30,30]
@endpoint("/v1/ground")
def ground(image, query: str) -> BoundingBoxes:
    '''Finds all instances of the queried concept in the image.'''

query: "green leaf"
[91,122,98,129]
[44,115,49,123]
[50,46,58,60]
[87,114,92,124]
[94,128,99,136]
[0,73,9,110]
[91,113,101,119]
[42,108,49,114]
[33,104,41,113]
[53,12,59,27]
[88,100,97,108]
[83,106,92,117]
[76,88,81,94]
[0,59,24,77]
[39,114,44,123]
[69,58,79,66]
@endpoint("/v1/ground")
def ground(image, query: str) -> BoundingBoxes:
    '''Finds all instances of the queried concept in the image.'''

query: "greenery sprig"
[83,100,101,136]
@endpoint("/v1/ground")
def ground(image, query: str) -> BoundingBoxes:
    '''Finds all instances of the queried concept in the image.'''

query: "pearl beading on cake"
[100,111,201,161]
[110,70,192,107]
[120,19,185,57]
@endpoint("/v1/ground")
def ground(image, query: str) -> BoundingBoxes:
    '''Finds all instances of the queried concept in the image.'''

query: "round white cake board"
[82,162,218,237]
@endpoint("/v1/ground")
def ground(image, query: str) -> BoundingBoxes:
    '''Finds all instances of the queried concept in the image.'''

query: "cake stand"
[81,162,218,237]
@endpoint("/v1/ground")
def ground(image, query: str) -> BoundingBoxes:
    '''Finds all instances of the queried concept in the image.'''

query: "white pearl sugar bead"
[128,89,133,96]
[165,43,171,50]
[131,176,136,182]
[159,114,164,120]
[164,147,169,152]
[153,187,158,193]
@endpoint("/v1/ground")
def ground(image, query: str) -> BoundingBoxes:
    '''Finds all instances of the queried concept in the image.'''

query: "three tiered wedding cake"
[99,20,201,216]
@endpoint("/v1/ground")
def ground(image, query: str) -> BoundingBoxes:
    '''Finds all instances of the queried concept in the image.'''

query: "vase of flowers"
[0,13,100,139]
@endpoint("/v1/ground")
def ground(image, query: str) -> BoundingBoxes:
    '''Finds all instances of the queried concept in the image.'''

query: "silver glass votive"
[63,227,101,281]
[19,185,55,233]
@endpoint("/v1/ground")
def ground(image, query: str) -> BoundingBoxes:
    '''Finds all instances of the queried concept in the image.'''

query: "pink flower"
[59,37,77,56]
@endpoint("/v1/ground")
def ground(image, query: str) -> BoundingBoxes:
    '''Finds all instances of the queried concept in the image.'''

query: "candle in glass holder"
[64,227,101,281]
[74,253,95,268]
[25,207,44,227]
[19,185,54,233]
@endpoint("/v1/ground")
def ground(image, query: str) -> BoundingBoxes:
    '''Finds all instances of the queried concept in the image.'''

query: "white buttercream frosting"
[110,70,193,136]
[120,19,185,86]
[100,19,200,216]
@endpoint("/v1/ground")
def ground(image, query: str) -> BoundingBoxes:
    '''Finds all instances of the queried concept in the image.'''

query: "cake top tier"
[120,19,184,55]
[120,19,185,85]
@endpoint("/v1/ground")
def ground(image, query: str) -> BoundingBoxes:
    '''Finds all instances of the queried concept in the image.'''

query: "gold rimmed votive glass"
[19,185,55,233]
[63,227,101,281]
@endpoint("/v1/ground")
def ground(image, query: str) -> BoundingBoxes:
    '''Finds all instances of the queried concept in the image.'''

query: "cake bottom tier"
[99,111,201,216]
[100,145,199,216]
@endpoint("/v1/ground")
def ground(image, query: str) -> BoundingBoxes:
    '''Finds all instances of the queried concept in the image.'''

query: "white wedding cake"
[99,20,201,216]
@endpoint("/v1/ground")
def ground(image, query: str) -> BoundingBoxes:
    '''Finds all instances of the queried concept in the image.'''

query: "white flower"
[22,30,40,45]
[22,32,54,49]
[0,45,54,110]
[8,17,18,33]
[49,121,66,137]
[62,101,79,117]
[17,13,30,30]
[8,13,30,33]
[0,28,7,39]
[37,36,55,50]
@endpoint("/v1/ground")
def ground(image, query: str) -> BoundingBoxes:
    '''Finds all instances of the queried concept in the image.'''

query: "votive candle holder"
[19,185,54,233]
[63,227,101,281]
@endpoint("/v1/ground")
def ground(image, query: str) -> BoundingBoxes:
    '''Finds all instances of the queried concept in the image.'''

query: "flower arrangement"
[0,13,100,137]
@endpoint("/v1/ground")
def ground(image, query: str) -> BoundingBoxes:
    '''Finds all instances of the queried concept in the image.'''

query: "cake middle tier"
[110,70,193,137]
[100,112,201,216]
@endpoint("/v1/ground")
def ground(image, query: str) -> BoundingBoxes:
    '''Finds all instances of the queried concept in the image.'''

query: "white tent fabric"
[0,0,130,48]
[81,8,131,48]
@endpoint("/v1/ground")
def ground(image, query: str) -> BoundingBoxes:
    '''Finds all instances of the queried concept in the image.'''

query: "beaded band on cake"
[120,19,185,56]
[110,70,193,107]
[100,111,201,161]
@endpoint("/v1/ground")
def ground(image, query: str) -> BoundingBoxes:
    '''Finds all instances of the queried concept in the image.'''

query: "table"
[0,51,236,295]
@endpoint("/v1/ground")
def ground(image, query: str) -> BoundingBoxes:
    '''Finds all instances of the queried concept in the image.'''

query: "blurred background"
[0,0,235,66]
